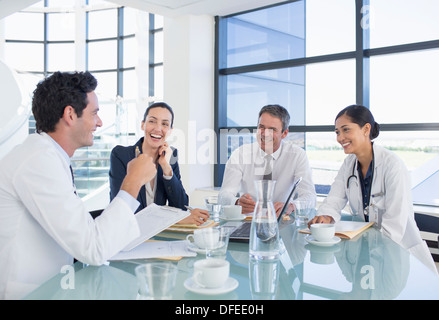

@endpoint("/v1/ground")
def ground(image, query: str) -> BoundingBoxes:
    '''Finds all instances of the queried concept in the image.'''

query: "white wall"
[163,15,215,197]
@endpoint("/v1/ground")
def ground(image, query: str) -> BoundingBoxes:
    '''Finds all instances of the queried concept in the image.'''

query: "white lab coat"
[0,133,141,299]
[318,144,437,274]
[219,141,316,205]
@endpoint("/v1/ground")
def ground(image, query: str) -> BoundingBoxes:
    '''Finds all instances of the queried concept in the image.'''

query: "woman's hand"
[307,215,335,228]
[157,142,173,176]
[178,208,210,226]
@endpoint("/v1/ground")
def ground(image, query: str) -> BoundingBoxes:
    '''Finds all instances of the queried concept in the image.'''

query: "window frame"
[214,0,439,199]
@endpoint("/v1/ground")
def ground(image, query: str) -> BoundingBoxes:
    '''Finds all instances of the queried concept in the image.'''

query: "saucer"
[184,277,238,295]
[187,241,225,254]
[305,234,341,247]
[220,215,246,221]
[187,243,207,253]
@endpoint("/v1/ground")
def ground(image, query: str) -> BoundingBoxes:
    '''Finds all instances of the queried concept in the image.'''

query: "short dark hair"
[32,71,97,133]
[258,104,290,132]
[143,102,174,128]
[336,104,380,140]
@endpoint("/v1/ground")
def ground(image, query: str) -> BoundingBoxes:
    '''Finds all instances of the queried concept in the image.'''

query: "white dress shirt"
[219,141,316,205]
[0,133,141,299]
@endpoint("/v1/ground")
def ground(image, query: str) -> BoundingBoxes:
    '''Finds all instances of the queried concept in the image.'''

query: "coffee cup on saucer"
[186,228,220,249]
[223,205,242,219]
[192,258,229,288]
[310,223,335,242]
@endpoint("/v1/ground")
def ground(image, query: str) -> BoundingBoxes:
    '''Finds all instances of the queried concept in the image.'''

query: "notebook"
[229,177,302,243]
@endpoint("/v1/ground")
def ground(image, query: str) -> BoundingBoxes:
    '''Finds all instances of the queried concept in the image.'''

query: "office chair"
[414,212,439,262]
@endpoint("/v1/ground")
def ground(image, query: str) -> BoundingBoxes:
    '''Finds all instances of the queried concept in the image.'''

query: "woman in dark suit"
[109,102,209,225]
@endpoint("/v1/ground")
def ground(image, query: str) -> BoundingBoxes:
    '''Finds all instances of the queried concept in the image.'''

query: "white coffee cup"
[186,228,220,249]
[193,258,230,288]
[310,223,335,242]
[223,205,242,219]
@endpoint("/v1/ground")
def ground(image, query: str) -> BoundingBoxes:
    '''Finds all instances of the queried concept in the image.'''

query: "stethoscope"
[347,150,375,219]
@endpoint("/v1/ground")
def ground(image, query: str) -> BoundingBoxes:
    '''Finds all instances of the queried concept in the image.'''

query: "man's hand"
[307,215,335,228]
[273,201,295,218]
[237,193,256,214]
[121,154,157,198]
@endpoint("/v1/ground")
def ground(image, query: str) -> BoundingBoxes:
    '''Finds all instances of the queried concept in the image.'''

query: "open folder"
[299,221,374,240]
[122,204,190,251]
[164,219,217,233]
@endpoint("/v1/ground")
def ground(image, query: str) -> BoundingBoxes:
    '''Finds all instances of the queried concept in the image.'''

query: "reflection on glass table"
[24,224,439,300]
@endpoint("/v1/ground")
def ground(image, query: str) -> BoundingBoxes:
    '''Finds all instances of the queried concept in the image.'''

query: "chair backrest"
[414,212,439,262]
[415,213,439,234]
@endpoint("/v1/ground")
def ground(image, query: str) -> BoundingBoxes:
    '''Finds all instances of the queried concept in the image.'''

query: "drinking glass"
[205,226,235,259]
[293,199,316,226]
[135,262,178,300]
[204,195,222,222]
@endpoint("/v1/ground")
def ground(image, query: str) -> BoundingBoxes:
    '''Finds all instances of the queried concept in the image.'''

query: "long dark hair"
[335,105,380,139]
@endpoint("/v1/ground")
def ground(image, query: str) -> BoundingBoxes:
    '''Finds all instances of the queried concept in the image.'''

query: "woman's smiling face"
[141,107,173,149]
[335,114,371,155]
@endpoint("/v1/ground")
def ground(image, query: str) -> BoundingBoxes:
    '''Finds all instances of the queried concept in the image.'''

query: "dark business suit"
[109,137,189,213]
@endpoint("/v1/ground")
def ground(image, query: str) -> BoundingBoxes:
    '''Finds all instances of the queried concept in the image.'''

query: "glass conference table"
[24,219,439,300]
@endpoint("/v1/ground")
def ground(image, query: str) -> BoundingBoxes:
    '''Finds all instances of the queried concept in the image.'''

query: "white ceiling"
[106,0,284,17]
[0,0,285,20]
[0,0,40,19]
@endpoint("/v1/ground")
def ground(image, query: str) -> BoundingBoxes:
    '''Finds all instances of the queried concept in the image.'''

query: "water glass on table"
[204,195,223,222]
[135,262,178,300]
[293,199,316,226]
[205,226,235,259]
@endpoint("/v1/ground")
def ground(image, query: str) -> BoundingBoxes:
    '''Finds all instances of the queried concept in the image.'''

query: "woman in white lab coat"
[309,105,436,273]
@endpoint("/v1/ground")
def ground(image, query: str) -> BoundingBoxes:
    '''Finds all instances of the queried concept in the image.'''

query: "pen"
[184,205,194,211]
[135,146,140,158]
[372,192,384,198]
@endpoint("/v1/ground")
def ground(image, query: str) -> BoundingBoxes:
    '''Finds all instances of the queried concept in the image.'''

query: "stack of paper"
[111,240,196,261]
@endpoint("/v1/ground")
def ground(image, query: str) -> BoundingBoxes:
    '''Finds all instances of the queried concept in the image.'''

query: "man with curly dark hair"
[0,71,156,299]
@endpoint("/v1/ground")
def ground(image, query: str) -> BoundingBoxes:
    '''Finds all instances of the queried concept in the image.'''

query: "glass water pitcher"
[249,180,280,260]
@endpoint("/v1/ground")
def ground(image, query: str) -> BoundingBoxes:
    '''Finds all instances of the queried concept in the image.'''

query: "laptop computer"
[228,177,302,243]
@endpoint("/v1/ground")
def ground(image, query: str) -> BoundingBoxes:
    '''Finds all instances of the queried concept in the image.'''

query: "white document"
[335,221,371,232]
[123,204,190,251]
[111,240,196,261]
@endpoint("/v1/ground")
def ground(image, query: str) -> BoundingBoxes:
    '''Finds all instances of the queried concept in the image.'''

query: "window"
[306,0,355,57]
[224,1,305,68]
[369,50,439,124]
[2,0,162,199]
[369,0,439,48]
[216,0,439,207]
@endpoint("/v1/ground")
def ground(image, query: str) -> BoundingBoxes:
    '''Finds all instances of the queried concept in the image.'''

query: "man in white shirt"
[219,104,316,215]
[0,71,156,299]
